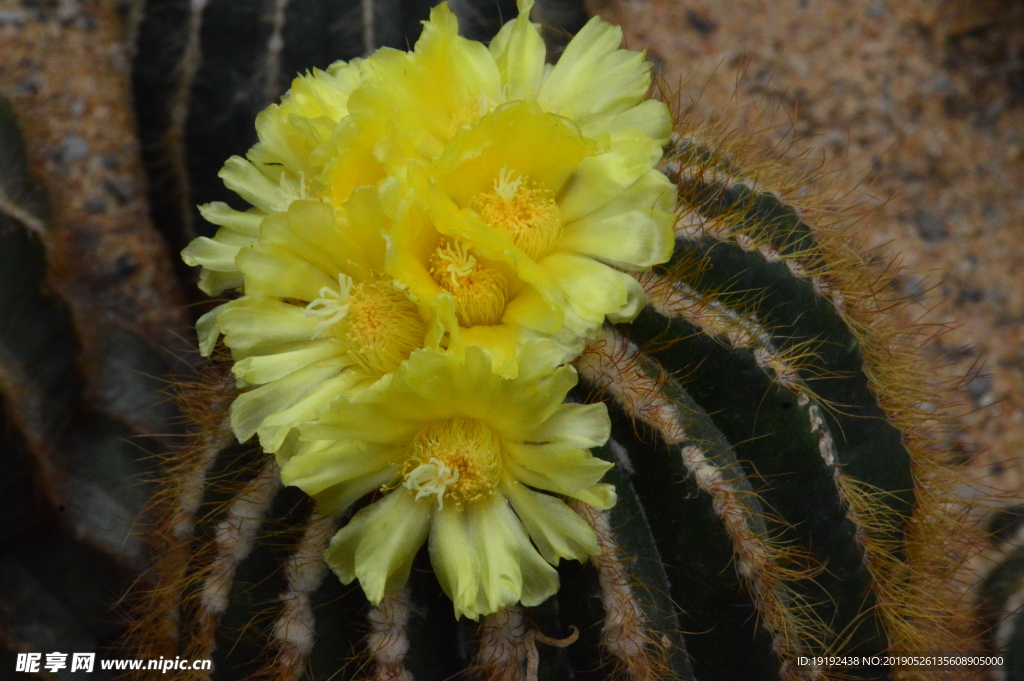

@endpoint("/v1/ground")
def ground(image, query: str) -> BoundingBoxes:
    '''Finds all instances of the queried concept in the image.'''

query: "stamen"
[494,166,523,203]
[429,241,508,327]
[305,273,354,332]
[434,242,477,287]
[403,457,460,509]
[343,280,427,375]
[475,172,562,260]
[403,419,501,507]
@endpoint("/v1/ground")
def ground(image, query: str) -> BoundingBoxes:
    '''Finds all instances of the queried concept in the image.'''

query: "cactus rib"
[577,328,826,680]
[271,510,337,680]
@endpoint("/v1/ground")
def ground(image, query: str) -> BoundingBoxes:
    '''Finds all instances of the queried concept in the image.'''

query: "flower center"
[475,166,562,260]
[305,276,426,375]
[448,92,498,136]
[403,418,501,508]
[429,240,507,327]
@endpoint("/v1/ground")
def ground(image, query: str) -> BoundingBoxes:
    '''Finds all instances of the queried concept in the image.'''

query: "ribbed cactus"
[0,1,982,681]
[978,505,1024,679]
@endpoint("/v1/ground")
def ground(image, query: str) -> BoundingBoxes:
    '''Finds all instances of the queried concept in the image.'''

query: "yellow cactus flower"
[280,345,615,619]
[184,0,676,377]
[181,61,367,296]
[338,0,677,374]
[189,190,452,453]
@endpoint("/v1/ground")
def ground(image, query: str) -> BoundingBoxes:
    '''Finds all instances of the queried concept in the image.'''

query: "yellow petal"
[219,156,287,213]
[558,130,662,224]
[230,361,347,442]
[198,202,264,237]
[523,402,611,448]
[315,467,400,516]
[489,0,545,100]
[217,298,323,356]
[281,439,397,495]
[578,99,673,147]
[325,488,431,604]
[181,236,242,272]
[539,252,646,324]
[233,340,341,385]
[502,479,599,563]
[504,440,614,508]
[236,243,337,301]
[195,303,228,357]
[537,17,651,121]
[558,208,674,271]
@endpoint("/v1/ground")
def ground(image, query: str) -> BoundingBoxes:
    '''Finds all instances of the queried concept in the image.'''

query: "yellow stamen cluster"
[475,167,562,260]
[429,241,508,326]
[403,417,502,508]
[343,281,427,375]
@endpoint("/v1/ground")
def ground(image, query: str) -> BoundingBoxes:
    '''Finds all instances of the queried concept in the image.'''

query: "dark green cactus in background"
[977,505,1024,680]
[0,1,984,680]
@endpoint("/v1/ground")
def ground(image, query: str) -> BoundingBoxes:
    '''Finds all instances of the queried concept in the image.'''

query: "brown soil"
[589,0,1024,504]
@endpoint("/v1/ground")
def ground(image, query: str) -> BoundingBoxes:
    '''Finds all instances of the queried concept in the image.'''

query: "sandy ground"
[589,0,1024,508]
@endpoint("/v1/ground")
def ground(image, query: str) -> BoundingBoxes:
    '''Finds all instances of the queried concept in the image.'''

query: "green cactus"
[977,505,1024,679]
[0,1,982,680]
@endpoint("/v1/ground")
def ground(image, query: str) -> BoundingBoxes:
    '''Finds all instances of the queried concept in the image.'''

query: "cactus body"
[0,1,980,680]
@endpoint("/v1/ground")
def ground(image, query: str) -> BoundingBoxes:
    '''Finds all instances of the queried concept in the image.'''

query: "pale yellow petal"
[197,269,244,296]
[219,156,285,213]
[281,439,397,495]
[315,467,400,516]
[233,340,342,385]
[558,131,662,224]
[578,99,673,146]
[557,208,674,270]
[502,480,599,564]
[537,17,651,120]
[195,303,228,357]
[198,202,264,237]
[523,402,611,448]
[217,298,323,356]
[236,243,336,301]
[540,252,646,323]
[489,0,546,100]
[325,489,431,604]
[257,371,366,452]
[230,361,346,442]
[181,236,242,272]
[504,440,614,509]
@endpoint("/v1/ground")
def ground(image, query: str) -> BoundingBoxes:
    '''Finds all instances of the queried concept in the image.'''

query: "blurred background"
[0,0,1021,676]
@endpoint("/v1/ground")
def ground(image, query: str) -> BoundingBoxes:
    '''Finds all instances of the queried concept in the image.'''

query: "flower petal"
[325,488,431,604]
[537,17,651,121]
[504,440,615,510]
[198,202,264,237]
[281,439,398,495]
[558,131,663,224]
[230,360,347,442]
[540,252,646,324]
[217,298,323,356]
[430,495,558,619]
[315,466,400,516]
[523,402,611,448]
[195,303,228,357]
[503,479,599,564]
[579,99,673,146]
[489,0,546,100]
[558,208,674,271]
[219,156,287,213]
[233,340,341,384]
[236,243,337,301]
